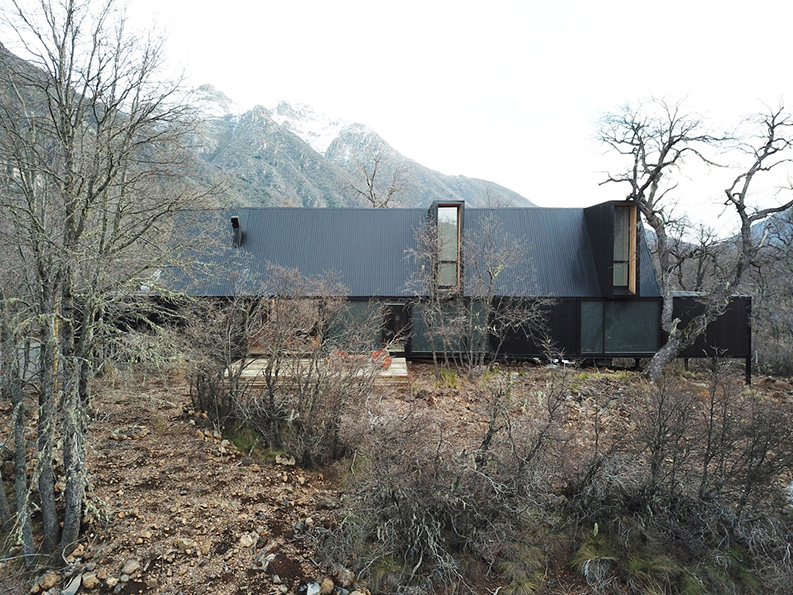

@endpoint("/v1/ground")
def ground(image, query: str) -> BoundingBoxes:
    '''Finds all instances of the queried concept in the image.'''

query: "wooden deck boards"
[232,356,409,388]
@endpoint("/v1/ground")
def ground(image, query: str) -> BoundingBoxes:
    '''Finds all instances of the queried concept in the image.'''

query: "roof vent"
[231,216,242,247]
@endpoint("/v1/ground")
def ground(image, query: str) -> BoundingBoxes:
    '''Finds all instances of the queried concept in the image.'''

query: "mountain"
[270,101,345,154]
[191,103,355,208]
[325,122,531,208]
[193,84,243,119]
[0,41,536,210]
[191,93,535,208]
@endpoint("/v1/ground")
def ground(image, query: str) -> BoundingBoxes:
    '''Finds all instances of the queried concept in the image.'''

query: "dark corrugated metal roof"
[465,208,601,297]
[240,208,424,297]
[165,205,661,299]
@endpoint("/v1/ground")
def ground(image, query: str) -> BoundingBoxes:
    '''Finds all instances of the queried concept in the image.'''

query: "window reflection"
[437,205,459,288]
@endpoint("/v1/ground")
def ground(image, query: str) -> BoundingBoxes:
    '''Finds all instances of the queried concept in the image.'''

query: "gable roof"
[166,205,660,299]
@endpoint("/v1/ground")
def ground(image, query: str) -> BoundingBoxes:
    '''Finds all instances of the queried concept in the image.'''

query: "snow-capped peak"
[193,84,244,119]
[270,101,346,154]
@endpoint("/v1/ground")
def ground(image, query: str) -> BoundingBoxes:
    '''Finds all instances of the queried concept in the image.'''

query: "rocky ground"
[6,370,360,595]
[4,362,793,595]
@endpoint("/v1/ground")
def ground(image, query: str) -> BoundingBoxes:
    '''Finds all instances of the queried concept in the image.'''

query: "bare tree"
[350,151,407,208]
[600,100,793,380]
[406,211,548,375]
[748,209,793,372]
[0,0,201,559]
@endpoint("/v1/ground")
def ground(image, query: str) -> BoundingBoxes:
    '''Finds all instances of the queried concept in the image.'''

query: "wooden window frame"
[613,204,637,294]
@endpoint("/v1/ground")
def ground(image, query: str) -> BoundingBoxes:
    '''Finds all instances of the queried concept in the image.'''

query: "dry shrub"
[567,365,793,593]
[185,265,387,467]
[322,371,571,593]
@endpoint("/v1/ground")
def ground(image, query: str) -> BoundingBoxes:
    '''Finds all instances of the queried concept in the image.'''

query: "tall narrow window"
[613,207,629,286]
[613,205,637,292]
[437,205,460,288]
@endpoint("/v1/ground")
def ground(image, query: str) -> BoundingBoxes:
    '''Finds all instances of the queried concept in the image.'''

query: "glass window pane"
[438,206,458,262]
[326,300,381,350]
[411,302,463,352]
[603,301,660,353]
[580,301,604,354]
[439,262,457,287]
[614,207,630,261]
[410,303,432,352]
[613,262,629,286]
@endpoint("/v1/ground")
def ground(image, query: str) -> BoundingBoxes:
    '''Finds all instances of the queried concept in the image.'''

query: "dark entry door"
[383,304,408,352]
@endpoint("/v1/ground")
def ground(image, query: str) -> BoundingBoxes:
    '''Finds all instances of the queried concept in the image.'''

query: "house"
[167,200,751,375]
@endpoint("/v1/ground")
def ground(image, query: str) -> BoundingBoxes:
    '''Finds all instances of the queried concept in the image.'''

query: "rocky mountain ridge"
[191,85,535,209]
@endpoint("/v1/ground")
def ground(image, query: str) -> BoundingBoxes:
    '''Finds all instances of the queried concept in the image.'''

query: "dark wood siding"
[675,296,751,358]
[497,299,578,358]
[583,202,614,298]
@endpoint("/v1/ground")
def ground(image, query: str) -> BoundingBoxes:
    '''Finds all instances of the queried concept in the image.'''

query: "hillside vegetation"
[3,356,791,595]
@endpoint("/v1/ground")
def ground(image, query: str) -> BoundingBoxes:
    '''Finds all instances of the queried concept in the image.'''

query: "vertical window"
[580,300,660,354]
[437,205,460,288]
[613,205,637,292]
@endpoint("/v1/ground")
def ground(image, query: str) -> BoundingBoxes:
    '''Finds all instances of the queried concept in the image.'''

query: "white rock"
[121,558,140,575]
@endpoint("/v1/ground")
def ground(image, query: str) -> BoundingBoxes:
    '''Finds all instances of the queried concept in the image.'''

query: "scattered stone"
[144,576,159,589]
[298,582,321,595]
[62,574,81,595]
[176,537,195,552]
[121,558,141,575]
[254,551,275,571]
[787,481,793,509]
[275,454,296,466]
[82,573,100,590]
[112,425,150,440]
[320,577,335,594]
[239,534,255,548]
[333,566,355,588]
[66,543,86,561]
[105,577,119,588]
[37,571,60,590]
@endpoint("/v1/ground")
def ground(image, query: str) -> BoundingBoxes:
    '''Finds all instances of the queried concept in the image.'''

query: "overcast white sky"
[126,0,793,228]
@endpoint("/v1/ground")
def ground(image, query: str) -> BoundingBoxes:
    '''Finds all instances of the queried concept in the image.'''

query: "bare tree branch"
[600,99,793,380]
[349,151,407,208]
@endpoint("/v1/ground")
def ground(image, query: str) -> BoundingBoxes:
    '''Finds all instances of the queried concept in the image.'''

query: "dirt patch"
[265,552,303,580]
[40,378,342,595]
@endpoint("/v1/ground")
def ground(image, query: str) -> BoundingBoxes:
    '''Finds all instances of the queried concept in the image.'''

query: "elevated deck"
[231,356,409,389]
